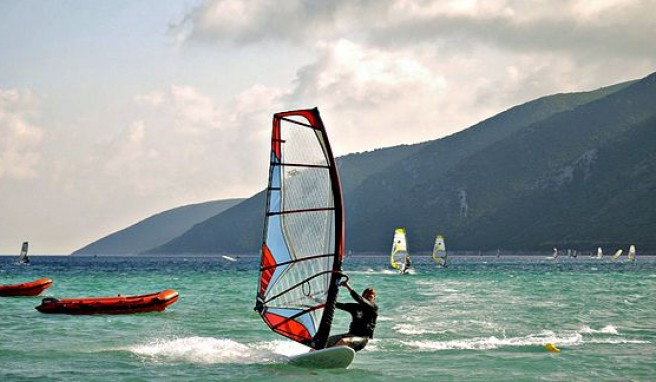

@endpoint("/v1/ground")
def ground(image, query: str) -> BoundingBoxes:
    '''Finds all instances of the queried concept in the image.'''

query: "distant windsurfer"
[400,256,412,274]
[327,281,378,352]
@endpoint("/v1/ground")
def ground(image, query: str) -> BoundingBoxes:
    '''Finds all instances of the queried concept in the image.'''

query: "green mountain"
[147,72,655,254]
[353,73,655,252]
[73,198,244,255]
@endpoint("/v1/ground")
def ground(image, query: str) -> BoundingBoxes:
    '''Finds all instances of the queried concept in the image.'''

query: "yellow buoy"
[545,342,560,353]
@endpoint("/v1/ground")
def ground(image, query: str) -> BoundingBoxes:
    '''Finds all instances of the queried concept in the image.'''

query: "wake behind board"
[287,346,355,369]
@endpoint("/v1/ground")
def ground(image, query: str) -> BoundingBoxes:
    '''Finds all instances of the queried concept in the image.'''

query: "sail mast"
[312,108,344,349]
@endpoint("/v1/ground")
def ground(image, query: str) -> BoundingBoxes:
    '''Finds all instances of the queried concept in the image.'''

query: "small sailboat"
[596,247,603,259]
[611,249,624,261]
[18,241,30,264]
[390,228,411,274]
[431,234,447,268]
[254,108,355,368]
[627,245,636,262]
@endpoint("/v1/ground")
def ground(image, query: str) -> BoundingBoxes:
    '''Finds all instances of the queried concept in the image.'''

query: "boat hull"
[0,278,53,297]
[35,289,179,315]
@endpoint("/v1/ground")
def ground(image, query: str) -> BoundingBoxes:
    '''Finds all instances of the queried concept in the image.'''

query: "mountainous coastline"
[77,72,656,255]
[73,199,244,255]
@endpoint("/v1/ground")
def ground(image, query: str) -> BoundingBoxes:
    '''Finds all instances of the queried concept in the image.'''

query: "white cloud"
[100,85,282,202]
[173,0,656,154]
[281,39,452,152]
[0,88,44,180]
[170,85,224,132]
[134,91,167,107]
[174,0,347,45]
[369,0,656,62]
[176,0,656,63]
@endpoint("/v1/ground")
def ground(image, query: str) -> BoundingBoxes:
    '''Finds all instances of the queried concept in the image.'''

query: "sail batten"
[260,253,337,271]
[262,270,336,305]
[271,162,331,169]
[267,207,336,216]
[256,108,344,350]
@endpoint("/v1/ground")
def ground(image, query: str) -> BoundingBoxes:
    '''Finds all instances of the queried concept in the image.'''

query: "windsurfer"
[327,281,378,352]
[401,256,412,274]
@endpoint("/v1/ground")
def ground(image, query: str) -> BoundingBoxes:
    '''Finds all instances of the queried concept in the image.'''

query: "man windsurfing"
[327,281,378,351]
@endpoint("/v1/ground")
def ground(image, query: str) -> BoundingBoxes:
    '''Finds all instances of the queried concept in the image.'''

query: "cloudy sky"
[1,0,654,254]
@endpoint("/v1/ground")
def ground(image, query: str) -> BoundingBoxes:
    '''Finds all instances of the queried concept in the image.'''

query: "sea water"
[1,255,655,381]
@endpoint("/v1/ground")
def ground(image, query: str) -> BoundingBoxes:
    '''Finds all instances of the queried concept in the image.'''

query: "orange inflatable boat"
[35,289,179,315]
[0,278,53,297]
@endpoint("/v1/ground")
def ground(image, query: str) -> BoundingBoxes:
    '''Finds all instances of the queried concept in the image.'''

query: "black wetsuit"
[336,288,378,338]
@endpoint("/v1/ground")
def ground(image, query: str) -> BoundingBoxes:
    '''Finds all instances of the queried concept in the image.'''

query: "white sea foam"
[402,332,584,351]
[584,338,650,344]
[439,288,459,293]
[393,323,445,335]
[349,268,416,275]
[126,336,298,364]
[249,339,309,357]
[579,325,619,335]
[349,269,398,275]
[400,325,650,352]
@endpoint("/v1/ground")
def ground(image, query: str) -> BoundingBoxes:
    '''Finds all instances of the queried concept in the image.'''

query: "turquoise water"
[1,255,655,381]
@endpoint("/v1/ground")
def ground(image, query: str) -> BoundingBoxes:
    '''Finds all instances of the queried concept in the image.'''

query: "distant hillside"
[73,198,244,255]
[146,73,654,254]
[352,73,655,252]
[146,192,265,255]
[346,80,640,251]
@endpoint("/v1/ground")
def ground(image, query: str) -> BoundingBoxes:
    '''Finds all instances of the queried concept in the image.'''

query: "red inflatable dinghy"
[35,289,179,315]
[0,278,53,297]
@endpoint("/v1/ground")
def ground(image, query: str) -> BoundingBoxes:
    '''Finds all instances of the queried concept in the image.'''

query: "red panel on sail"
[260,244,275,296]
[263,312,312,343]
[274,109,321,130]
[271,120,282,160]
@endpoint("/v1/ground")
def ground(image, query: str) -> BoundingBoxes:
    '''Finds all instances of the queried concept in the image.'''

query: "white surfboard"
[287,346,355,369]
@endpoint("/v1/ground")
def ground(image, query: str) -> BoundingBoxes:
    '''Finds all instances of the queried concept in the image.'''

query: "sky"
[1,0,655,254]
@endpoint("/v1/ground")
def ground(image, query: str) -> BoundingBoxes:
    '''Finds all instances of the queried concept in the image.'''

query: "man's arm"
[341,282,376,310]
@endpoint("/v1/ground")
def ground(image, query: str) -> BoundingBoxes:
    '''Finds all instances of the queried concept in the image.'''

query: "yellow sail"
[390,228,409,271]
[611,249,623,261]
[627,245,636,261]
[431,234,447,267]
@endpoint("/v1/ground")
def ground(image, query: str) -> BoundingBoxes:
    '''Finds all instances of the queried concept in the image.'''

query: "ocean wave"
[400,326,651,351]
[401,332,584,351]
[348,269,398,275]
[579,325,618,335]
[393,323,450,336]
